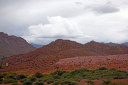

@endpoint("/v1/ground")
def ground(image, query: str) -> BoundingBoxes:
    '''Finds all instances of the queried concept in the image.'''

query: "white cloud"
[71,11,128,43]
[23,16,93,44]
[23,13,128,44]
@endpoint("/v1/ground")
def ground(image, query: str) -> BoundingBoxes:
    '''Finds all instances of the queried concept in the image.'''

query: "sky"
[0,0,128,45]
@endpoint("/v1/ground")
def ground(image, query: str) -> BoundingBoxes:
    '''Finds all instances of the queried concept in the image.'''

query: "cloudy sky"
[0,0,128,44]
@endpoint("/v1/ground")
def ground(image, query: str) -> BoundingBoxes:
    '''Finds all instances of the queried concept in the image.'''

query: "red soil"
[1,39,128,74]
[55,54,128,71]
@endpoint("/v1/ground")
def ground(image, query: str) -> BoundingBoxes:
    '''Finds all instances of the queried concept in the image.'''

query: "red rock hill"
[0,32,36,58]
[1,39,128,74]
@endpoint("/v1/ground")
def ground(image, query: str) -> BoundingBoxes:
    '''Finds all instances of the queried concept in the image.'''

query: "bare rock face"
[0,32,36,58]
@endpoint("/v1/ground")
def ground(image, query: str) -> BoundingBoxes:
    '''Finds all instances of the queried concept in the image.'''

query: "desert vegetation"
[0,68,128,85]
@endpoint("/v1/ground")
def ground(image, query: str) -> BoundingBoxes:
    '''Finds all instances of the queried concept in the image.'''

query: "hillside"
[122,42,128,46]
[1,39,128,74]
[55,54,128,71]
[0,32,36,58]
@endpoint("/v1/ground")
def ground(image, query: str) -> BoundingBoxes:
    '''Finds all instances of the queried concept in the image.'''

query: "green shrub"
[70,70,80,75]
[79,68,89,72]
[20,78,27,83]
[53,80,78,85]
[34,81,44,85]
[0,74,4,78]
[110,68,116,71]
[98,67,107,70]
[47,80,54,84]
[28,77,36,82]
[23,80,33,85]
[41,75,55,83]
[34,73,43,78]
[103,79,111,84]
[2,78,17,84]
[5,73,17,79]
[51,71,67,76]
[20,77,36,85]
[113,76,126,79]
[0,74,4,82]
[53,75,60,79]
[16,74,26,80]
[70,68,89,77]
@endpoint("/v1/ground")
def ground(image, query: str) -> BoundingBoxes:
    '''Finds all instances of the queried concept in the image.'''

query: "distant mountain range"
[105,42,123,46]
[30,43,43,48]
[122,42,128,46]
[102,42,128,46]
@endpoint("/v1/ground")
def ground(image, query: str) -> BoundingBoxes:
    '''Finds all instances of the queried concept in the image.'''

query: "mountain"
[122,42,128,46]
[84,41,128,55]
[0,32,36,58]
[30,43,43,48]
[1,39,128,74]
[105,42,123,46]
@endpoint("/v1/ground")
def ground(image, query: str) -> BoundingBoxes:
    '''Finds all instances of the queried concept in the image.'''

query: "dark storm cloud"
[86,2,120,14]
[91,5,120,14]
